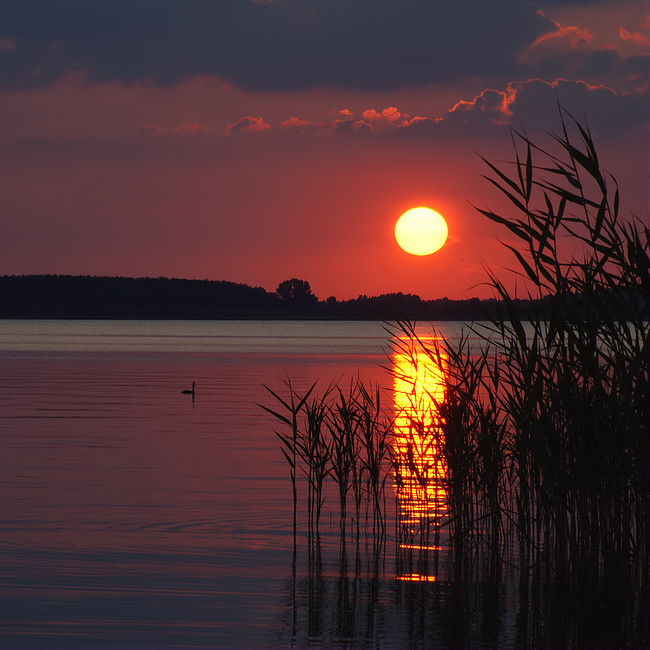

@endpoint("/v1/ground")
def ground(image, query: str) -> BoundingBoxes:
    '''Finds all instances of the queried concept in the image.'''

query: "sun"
[395,207,448,256]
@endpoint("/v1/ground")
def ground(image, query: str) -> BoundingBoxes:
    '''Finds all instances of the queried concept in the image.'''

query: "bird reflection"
[392,339,448,582]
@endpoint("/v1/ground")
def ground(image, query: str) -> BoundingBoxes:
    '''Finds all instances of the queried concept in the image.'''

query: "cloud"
[215,77,646,142]
[619,27,648,48]
[171,121,211,135]
[280,117,323,134]
[520,16,594,64]
[518,12,614,78]
[511,9,649,95]
[620,55,647,91]
[362,107,402,123]
[0,0,552,91]
[223,115,271,136]
[445,89,512,125]
[3,1,643,97]
[455,78,648,136]
[326,106,437,134]
[331,117,371,134]
[360,107,412,131]
[284,106,439,136]
[324,81,646,138]
[137,121,211,136]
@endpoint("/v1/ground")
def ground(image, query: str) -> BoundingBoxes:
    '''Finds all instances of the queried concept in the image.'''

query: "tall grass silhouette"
[261,376,392,545]
[262,112,647,642]
[404,112,647,638]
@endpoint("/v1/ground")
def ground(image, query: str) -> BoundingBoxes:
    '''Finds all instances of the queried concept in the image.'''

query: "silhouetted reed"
[262,376,393,545]
[264,112,646,644]
[356,381,392,541]
[403,112,647,613]
[260,378,316,544]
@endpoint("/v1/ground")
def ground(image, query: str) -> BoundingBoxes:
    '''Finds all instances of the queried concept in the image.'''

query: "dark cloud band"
[0,0,550,90]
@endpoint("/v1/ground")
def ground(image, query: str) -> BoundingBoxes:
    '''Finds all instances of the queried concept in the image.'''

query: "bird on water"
[182,381,195,396]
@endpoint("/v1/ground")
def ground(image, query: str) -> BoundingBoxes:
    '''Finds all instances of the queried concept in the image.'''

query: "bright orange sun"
[395,207,448,256]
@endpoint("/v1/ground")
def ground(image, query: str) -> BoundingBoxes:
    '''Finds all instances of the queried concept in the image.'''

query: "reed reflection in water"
[392,338,448,582]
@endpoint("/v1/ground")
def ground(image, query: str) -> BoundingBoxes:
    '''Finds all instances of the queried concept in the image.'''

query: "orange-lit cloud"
[517,12,614,74]
[213,77,645,143]
[223,116,271,136]
[397,115,439,132]
[528,15,594,52]
[362,106,404,124]
[619,27,648,47]
[244,106,438,137]
[446,89,512,124]
[280,117,323,133]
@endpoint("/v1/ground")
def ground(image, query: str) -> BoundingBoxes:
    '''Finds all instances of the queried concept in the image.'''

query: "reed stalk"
[403,110,647,599]
[262,376,396,548]
[356,380,392,540]
[259,378,316,543]
[262,111,646,645]
[327,383,361,540]
[301,393,332,538]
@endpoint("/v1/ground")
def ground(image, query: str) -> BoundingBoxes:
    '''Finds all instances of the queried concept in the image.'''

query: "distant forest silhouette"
[0,274,535,320]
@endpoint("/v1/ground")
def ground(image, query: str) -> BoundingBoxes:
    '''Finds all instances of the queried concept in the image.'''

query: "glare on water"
[392,340,449,582]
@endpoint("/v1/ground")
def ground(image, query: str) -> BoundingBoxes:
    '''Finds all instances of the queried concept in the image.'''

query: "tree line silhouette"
[0,274,535,320]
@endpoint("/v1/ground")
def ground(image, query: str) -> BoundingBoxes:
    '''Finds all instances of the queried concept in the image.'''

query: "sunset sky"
[0,0,646,300]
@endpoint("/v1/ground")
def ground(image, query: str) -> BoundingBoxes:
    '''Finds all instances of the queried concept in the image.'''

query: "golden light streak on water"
[392,338,448,582]
[396,574,437,582]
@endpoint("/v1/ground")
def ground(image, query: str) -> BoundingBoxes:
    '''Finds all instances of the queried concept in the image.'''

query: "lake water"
[0,319,472,648]
[1,319,638,648]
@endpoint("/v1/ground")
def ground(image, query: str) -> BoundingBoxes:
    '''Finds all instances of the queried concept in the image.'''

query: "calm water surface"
[2,319,491,648]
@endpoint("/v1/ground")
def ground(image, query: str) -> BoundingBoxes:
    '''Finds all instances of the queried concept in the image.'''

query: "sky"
[0,0,646,300]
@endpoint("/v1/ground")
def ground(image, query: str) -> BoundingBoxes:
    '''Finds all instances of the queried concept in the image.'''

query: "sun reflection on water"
[392,337,448,582]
